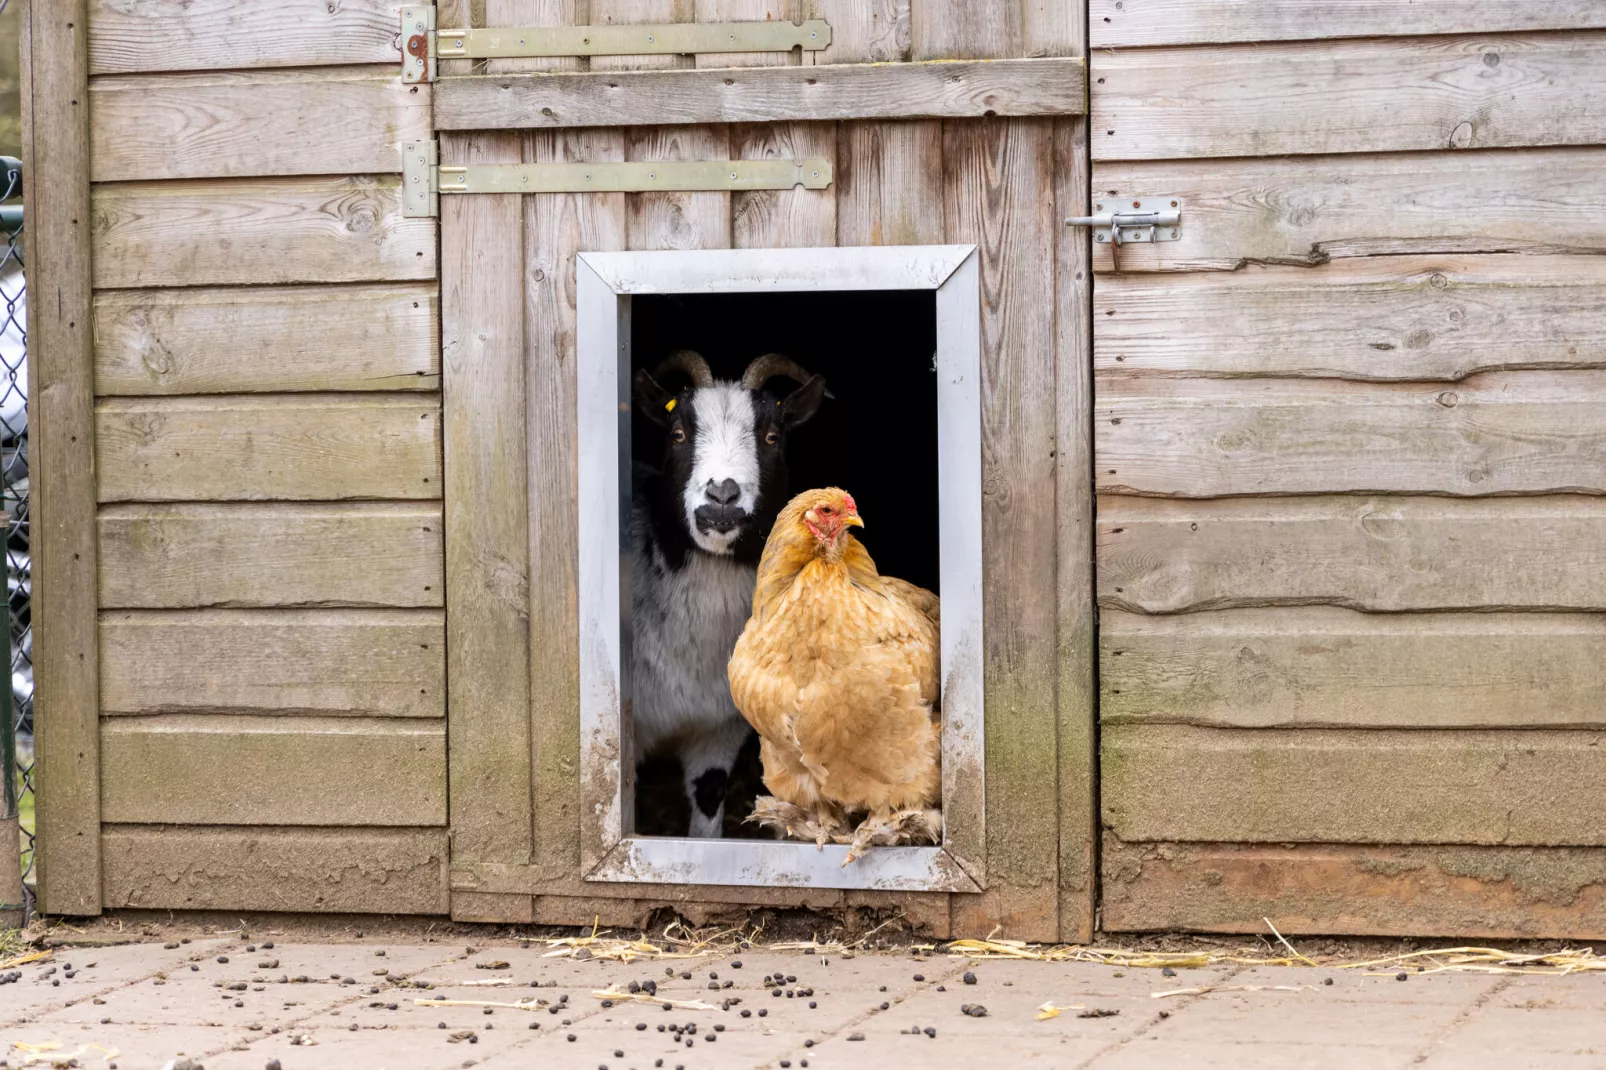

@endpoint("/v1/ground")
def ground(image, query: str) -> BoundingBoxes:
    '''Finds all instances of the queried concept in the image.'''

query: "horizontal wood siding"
[94,283,440,395]
[95,395,443,502]
[102,826,449,913]
[89,0,405,74]
[1103,725,1606,846]
[100,715,446,825]
[98,502,445,608]
[92,178,437,289]
[101,609,445,718]
[91,68,430,181]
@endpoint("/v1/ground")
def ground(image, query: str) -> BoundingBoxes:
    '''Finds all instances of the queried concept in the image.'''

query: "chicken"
[727,487,942,863]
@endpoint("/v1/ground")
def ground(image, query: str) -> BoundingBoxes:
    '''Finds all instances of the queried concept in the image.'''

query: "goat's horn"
[652,349,714,389]
[740,353,816,390]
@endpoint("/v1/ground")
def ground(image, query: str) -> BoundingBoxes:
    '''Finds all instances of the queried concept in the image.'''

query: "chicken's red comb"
[841,492,858,514]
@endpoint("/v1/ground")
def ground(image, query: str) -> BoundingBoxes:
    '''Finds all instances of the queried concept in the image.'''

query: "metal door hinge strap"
[403,8,830,83]
[403,142,831,217]
[1065,196,1182,244]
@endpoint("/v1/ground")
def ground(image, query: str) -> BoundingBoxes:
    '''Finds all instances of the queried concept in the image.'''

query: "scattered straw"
[1153,984,1323,999]
[10,1041,119,1067]
[591,987,721,1012]
[0,949,52,971]
[414,997,544,1012]
[1035,1001,1062,1020]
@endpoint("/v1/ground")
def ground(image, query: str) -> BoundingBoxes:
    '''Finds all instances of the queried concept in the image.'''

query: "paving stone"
[0,940,234,1029]
[0,1021,251,1068]
[1092,1039,1420,1070]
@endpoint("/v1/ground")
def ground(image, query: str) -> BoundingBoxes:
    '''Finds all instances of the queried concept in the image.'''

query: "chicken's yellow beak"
[844,512,865,529]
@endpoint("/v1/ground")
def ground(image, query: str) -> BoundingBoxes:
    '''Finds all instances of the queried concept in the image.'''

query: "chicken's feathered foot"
[746,796,849,849]
[839,808,943,865]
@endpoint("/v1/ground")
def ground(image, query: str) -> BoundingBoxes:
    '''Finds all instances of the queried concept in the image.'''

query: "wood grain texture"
[440,132,535,872]
[1101,607,1606,731]
[804,0,909,64]
[1097,371,1606,498]
[912,0,1019,60]
[95,395,442,502]
[524,128,626,882]
[94,283,440,394]
[92,177,437,289]
[102,826,449,914]
[98,502,445,608]
[101,608,445,718]
[696,0,798,68]
[1103,724,1606,847]
[24,0,102,916]
[835,119,942,246]
[944,118,1060,941]
[1094,256,1606,381]
[432,58,1086,130]
[1098,496,1606,615]
[1053,117,1094,943]
[90,67,430,182]
[1088,149,1606,273]
[101,715,446,826]
[1102,837,1606,939]
[89,0,403,74]
[485,0,583,74]
[1091,0,1606,49]
[1093,33,1606,161]
[731,120,835,248]
[627,123,731,250]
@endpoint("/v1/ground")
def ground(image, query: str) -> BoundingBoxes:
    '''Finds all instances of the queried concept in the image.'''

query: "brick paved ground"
[3,932,1603,1069]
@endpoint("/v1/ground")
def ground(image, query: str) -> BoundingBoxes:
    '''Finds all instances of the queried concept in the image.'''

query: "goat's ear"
[634,369,675,426]
[780,374,827,429]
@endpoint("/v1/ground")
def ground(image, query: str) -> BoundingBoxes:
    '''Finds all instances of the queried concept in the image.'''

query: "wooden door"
[1090,4,1606,937]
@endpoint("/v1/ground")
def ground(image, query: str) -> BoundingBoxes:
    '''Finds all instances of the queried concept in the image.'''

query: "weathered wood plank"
[1094,255,1606,381]
[24,0,102,916]
[1101,838,1606,939]
[586,0,695,74]
[912,0,1019,60]
[1091,0,1606,49]
[440,132,535,873]
[101,608,445,718]
[1097,371,1606,498]
[94,283,440,395]
[1098,496,1606,614]
[89,0,403,74]
[1089,149,1606,273]
[485,0,583,74]
[1093,33,1606,161]
[102,826,449,914]
[944,118,1060,942]
[92,177,437,289]
[1053,116,1094,944]
[696,0,798,68]
[835,119,943,246]
[1103,724,1606,846]
[98,502,445,608]
[805,0,909,64]
[101,715,447,826]
[627,124,731,250]
[525,128,626,882]
[96,395,442,502]
[1101,607,1606,730]
[90,67,429,182]
[731,120,836,248]
[433,58,1086,129]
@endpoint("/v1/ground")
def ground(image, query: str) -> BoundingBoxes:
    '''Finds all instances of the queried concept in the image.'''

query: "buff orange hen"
[727,487,941,862]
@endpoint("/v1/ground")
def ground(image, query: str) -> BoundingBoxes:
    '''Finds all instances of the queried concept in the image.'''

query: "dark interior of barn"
[627,288,940,836]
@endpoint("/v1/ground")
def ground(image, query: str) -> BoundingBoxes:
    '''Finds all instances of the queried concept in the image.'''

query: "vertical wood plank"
[835,120,943,246]
[441,133,536,906]
[486,0,582,72]
[24,0,102,915]
[944,117,1060,940]
[804,0,910,64]
[912,0,1021,60]
[1022,0,1080,57]
[1053,116,1094,943]
[696,0,799,67]
[588,0,693,72]
[732,121,837,248]
[626,124,733,250]
[525,127,628,882]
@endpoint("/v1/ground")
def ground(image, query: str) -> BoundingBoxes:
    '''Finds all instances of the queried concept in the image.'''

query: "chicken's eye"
[764,430,779,446]
[819,505,834,516]
[671,427,687,444]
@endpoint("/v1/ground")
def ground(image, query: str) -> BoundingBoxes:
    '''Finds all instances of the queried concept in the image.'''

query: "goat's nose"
[705,478,741,505]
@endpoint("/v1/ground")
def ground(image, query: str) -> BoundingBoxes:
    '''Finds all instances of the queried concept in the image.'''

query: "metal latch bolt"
[1065,197,1182,244]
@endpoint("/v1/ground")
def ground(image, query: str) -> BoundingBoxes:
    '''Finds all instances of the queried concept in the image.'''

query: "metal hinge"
[402,140,831,217]
[1065,196,1182,244]
[402,7,830,83]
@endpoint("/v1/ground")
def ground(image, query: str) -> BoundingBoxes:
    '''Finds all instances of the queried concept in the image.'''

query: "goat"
[630,350,827,837]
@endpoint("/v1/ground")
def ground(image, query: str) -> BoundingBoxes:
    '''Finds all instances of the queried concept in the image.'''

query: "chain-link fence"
[0,147,29,923]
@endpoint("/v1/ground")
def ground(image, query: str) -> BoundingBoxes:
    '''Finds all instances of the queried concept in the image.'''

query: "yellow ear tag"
[665,398,677,413]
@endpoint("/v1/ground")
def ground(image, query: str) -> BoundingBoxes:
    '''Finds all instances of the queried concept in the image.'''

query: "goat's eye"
[764,430,779,446]
[671,427,687,444]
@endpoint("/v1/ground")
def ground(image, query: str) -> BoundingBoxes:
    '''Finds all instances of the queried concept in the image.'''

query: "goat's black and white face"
[636,352,827,559]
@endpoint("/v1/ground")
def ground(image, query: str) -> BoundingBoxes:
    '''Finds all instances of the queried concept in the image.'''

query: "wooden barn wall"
[73,0,449,915]
[437,0,1093,941]
[1089,3,1606,936]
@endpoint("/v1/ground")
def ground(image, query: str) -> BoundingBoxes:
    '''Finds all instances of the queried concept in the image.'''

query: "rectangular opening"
[577,246,984,892]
